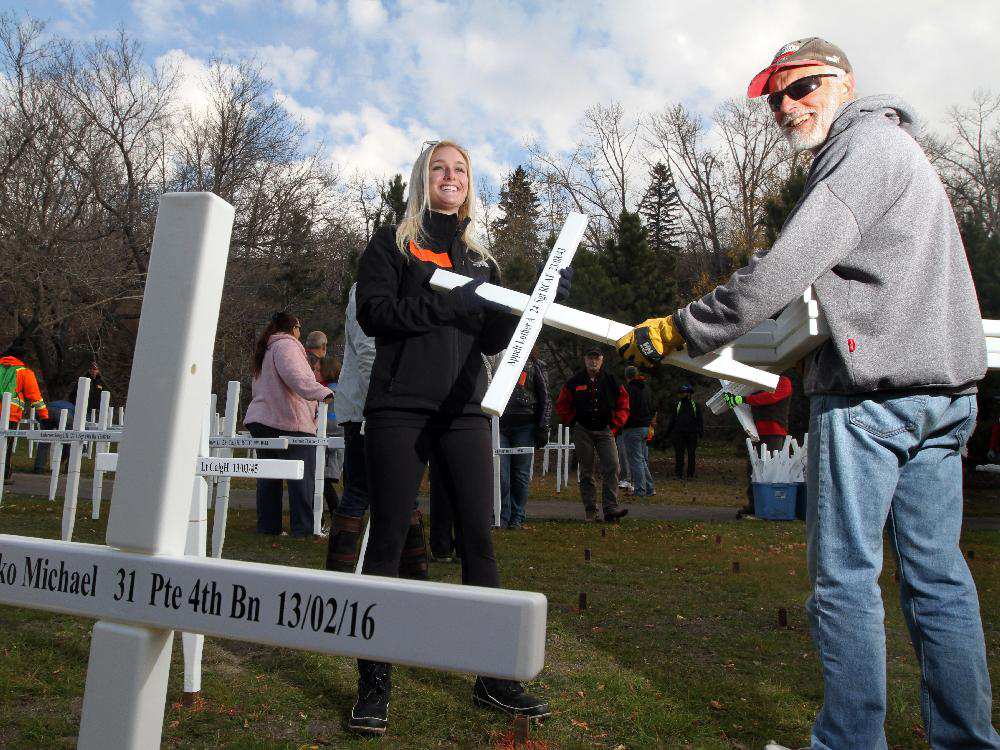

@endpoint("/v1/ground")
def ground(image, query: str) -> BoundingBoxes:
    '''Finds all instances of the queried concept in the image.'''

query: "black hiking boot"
[325,513,363,573]
[399,509,429,580]
[348,660,391,734]
[472,676,550,719]
[604,507,629,523]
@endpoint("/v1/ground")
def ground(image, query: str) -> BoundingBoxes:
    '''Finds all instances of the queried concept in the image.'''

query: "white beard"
[782,101,837,152]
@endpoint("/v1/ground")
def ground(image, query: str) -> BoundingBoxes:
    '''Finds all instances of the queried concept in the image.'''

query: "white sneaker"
[617,480,630,489]
[764,742,807,750]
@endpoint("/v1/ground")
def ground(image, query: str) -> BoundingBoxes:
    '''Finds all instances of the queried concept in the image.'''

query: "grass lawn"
[0,487,997,749]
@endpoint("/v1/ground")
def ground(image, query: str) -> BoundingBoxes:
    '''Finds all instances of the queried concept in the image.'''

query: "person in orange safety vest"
[1,344,49,482]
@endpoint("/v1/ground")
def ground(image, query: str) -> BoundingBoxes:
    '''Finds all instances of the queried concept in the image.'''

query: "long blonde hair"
[395,140,494,266]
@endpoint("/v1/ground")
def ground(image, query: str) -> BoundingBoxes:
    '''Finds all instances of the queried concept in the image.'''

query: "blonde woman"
[349,140,568,734]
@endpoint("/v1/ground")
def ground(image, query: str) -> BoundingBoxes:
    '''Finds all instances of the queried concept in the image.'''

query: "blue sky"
[22,0,1000,184]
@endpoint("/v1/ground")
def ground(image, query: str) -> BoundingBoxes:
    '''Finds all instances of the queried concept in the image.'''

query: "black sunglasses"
[767,73,840,112]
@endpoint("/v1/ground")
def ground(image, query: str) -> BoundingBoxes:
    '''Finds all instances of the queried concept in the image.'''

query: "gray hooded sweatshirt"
[675,95,987,396]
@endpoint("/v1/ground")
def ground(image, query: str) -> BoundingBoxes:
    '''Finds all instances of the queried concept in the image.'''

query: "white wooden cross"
[0,193,547,750]
[429,214,780,418]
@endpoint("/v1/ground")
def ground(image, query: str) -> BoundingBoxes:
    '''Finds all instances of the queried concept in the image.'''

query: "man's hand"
[534,430,549,449]
[616,316,685,368]
[722,392,744,408]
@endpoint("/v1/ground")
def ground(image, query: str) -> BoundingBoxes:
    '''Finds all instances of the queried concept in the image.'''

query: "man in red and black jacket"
[555,346,629,522]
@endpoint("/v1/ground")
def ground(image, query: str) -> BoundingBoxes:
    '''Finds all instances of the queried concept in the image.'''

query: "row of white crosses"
[0,193,547,749]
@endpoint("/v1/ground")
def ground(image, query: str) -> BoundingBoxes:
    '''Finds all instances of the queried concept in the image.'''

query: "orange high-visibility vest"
[0,356,49,422]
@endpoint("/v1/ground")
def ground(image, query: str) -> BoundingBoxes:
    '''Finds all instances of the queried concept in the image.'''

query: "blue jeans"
[805,393,998,750]
[622,427,654,494]
[500,423,534,526]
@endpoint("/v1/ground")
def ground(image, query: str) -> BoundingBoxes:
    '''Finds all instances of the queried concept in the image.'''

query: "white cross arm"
[495,447,536,455]
[285,436,346,449]
[429,269,780,391]
[208,437,289,450]
[1,429,122,442]
[0,535,547,680]
[95,453,304,480]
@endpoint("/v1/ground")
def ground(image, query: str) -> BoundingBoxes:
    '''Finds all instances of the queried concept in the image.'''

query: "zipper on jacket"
[386,339,407,393]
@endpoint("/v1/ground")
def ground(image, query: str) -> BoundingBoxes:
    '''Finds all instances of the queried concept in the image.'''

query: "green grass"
[0,490,997,749]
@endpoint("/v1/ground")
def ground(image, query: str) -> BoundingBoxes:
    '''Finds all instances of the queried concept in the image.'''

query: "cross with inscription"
[0,193,546,750]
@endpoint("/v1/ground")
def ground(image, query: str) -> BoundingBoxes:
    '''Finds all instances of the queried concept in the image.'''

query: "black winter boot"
[399,509,429,580]
[325,513,363,573]
[348,660,391,734]
[472,676,550,719]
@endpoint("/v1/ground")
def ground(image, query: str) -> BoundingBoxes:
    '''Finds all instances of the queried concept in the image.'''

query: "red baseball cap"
[747,37,852,98]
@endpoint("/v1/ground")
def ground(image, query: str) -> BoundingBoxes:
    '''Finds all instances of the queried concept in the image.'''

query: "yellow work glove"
[616,315,685,369]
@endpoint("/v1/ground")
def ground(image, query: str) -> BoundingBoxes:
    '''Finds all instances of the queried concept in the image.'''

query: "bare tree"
[646,103,729,279]
[528,102,641,247]
[924,90,1000,235]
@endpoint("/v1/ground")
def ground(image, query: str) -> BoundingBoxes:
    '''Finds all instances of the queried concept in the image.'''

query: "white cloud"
[156,49,216,120]
[254,44,320,91]
[347,0,388,33]
[57,0,95,24]
[130,0,194,42]
[327,106,432,176]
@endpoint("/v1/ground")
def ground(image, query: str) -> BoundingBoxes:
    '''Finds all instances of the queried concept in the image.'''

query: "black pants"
[337,422,369,518]
[363,415,498,588]
[429,459,457,558]
[245,422,316,537]
[673,433,698,477]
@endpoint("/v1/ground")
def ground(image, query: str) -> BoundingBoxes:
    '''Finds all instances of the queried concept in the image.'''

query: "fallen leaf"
[709,700,724,710]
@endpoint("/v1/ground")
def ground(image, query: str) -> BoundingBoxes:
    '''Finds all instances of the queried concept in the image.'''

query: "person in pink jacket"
[244,312,333,537]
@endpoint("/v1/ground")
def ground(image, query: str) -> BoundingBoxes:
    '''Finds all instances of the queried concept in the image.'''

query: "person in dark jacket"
[667,383,702,479]
[499,350,550,528]
[621,366,655,495]
[555,347,630,522]
[350,139,560,735]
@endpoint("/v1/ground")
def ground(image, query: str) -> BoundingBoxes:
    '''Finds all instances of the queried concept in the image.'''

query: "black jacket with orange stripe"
[357,210,516,417]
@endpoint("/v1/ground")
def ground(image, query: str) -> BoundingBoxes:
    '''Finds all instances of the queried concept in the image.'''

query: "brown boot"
[399,509,429,580]
[326,513,364,572]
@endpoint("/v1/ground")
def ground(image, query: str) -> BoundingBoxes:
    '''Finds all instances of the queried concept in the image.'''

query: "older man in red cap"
[618,37,998,750]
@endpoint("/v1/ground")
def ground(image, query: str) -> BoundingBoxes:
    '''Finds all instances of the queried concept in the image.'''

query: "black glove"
[534,430,549,449]
[535,264,574,303]
[448,279,488,316]
[555,267,573,303]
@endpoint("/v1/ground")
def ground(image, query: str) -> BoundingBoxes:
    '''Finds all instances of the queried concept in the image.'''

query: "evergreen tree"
[382,173,407,225]
[373,173,407,232]
[961,211,1000,319]
[491,166,542,292]
[638,162,681,256]
[762,164,808,245]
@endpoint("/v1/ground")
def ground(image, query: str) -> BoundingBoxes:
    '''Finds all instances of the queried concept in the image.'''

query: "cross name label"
[0,535,544,677]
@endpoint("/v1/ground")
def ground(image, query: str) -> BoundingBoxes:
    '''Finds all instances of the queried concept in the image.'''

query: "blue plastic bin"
[752,482,798,521]
[795,482,807,521]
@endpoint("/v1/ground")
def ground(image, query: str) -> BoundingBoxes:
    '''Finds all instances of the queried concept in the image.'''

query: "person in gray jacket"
[618,37,998,750]
[326,283,427,577]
